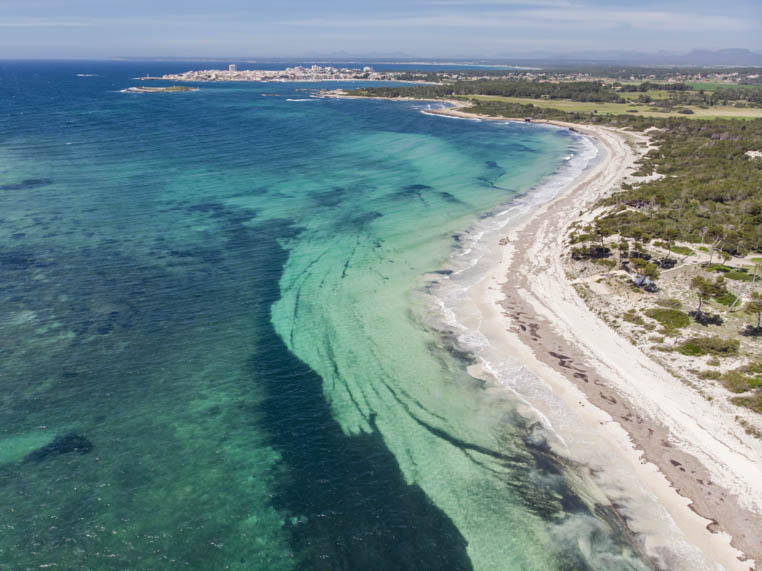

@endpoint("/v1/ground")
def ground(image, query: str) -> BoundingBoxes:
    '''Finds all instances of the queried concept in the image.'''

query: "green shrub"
[571,245,611,260]
[725,270,753,282]
[721,371,753,393]
[671,245,693,255]
[592,259,617,269]
[645,308,691,329]
[655,298,682,309]
[732,392,762,414]
[707,264,734,273]
[697,370,721,380]
[677,336,739,357]
[715,292,739,306]
[622,311,644,325]
[719,363,762,394]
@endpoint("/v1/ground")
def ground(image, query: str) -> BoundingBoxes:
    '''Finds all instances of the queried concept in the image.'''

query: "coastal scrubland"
[353,79,762,119]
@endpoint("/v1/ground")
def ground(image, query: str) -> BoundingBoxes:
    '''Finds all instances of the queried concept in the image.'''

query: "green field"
[461,95,762,120]
[618,90,672,100]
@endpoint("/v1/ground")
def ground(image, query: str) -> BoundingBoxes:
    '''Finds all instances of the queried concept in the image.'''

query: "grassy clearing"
[461,95,762,119]
[618,90,672,100]
[688,82,754,91]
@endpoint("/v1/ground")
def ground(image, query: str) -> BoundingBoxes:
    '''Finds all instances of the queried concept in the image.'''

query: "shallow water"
[1,61,650,569]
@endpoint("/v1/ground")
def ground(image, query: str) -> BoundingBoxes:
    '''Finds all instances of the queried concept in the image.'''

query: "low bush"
[677,336,739,357]
[655,298,682,309]
[706,264,732,273]
[715,292,739,306]
[622,310,644,325]
[645,308,690,330]
[720,363,762,395]
[725,270,753,282]
[571,246,611,260]
[732,392,762,414]
[721,371,754,393]
[697,370,721,380]
[592,259,617,269]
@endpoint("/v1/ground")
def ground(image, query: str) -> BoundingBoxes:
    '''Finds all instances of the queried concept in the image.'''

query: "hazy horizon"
[1,0,760,60]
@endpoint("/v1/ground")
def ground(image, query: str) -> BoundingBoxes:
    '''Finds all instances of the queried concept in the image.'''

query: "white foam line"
[421,110,481,121]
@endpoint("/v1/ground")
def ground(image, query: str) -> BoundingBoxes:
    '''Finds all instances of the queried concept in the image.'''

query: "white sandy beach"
[424,108,762,569]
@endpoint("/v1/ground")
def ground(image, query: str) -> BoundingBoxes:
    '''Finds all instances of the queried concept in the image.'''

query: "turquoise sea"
[1,61,653,569]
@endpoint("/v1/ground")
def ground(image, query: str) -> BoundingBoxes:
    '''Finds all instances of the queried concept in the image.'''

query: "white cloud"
[0,19,95,27]
[419,0,574,5]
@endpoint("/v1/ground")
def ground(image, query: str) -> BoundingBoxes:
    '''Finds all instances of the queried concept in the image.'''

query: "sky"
[0,0,760,59]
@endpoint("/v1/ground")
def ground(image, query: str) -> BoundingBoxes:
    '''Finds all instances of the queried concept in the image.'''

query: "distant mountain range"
[499,48,762,66]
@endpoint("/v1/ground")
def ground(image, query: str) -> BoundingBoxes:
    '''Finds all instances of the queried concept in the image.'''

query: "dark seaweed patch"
[0,251,37,270]
[437,191,464,204]
[0,178,52,191]
[311,187,345,207]
[187,202,226,214]
[346,210,383,230]
[24,433,93,463]
[187,202,258,225]
[246,219,473,570]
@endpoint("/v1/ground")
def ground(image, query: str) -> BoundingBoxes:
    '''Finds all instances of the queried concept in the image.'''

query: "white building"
[229,64,237,72]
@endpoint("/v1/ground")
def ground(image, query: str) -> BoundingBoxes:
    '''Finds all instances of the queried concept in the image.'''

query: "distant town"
[141,64,403,83]
[139,64,762,88]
